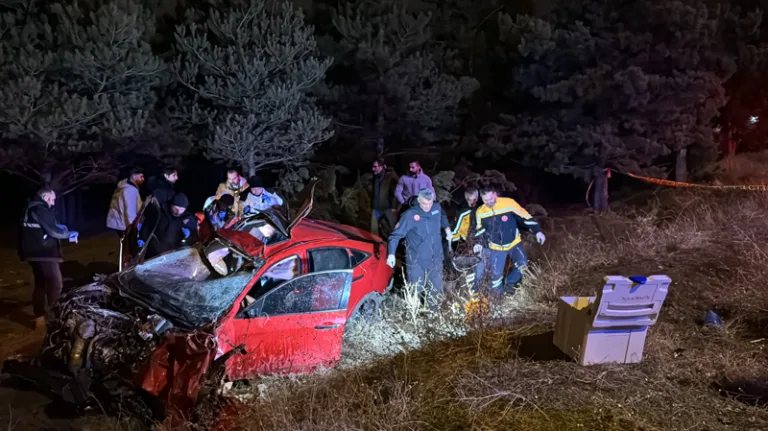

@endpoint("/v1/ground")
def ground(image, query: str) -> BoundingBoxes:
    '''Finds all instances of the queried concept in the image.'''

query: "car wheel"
[352,292,383,323]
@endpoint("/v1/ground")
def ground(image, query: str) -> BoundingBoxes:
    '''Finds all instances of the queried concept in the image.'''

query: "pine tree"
[485,0,745,210]
[170,0,333,177]
[0,0,167,193]
[327,0,465,156]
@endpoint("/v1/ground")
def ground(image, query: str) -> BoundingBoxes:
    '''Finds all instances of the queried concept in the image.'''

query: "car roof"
[219,218,382,258]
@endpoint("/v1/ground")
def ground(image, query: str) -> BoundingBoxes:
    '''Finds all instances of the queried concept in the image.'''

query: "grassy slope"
[225,189,768,431]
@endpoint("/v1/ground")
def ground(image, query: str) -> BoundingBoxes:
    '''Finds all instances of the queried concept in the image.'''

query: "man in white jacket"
[242,175,284,214]
[106,167,144,237]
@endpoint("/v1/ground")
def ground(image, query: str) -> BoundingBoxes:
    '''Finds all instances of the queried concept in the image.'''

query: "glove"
[386,255,396,268]
[243,206,251,214]
[57,224,67,231]
[68,231,79,243]
[444,229,452,241]
[218,211,227,220]
[137,239,145,247]
[536,232,546,245]
[181,227,191,238]
[473,244,483,254]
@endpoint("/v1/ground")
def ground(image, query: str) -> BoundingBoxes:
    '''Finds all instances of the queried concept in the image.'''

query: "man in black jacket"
[18,188,79,330]
[147,166,179,205]
[139,193,198,259]
[371,158,398,239]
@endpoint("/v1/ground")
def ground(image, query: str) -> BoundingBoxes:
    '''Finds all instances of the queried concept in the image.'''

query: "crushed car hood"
[116,247,256,329]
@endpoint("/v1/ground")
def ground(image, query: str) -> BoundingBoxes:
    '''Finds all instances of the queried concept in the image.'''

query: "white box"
[553,275,670,366]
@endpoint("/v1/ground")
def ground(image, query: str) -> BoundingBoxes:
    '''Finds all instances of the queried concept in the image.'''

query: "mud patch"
[715,377,768,407]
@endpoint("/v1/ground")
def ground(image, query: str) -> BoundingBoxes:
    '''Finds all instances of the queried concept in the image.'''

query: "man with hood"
[18,187,79,330]
[394,161,435,209]
[242,175,284,214]
[386,188,452,310]
[215,168,249,216]
[106,167,144,236]
[370,158,398,239]
[138,193,198,259]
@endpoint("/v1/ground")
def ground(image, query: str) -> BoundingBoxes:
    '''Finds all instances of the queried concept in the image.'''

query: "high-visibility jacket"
[474,197,541,251]
[451,204,477,242]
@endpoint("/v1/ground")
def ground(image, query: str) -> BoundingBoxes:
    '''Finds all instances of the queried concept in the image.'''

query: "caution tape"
[620,171,768,191]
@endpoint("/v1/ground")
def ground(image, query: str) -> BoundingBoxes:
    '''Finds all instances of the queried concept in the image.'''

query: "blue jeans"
[474,245,528,296]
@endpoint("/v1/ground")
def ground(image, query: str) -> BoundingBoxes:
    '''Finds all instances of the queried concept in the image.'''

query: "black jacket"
[387,198,449,267]
[147,176,175,205]
[372,171,398,210]
[18,197,70,262]
[139,204,199,259]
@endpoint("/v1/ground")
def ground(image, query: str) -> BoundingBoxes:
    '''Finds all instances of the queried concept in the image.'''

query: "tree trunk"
[720,123,737,158]
[592,143,609,212]
[675,148,688,182]
[592,167,609,212]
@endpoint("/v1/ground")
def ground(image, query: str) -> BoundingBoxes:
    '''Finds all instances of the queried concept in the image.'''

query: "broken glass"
[117,247,262,328]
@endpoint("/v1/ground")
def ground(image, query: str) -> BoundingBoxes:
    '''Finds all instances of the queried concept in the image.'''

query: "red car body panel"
[120,182,393,423]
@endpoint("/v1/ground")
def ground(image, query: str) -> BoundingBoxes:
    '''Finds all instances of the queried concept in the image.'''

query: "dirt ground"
[0,234,123,430]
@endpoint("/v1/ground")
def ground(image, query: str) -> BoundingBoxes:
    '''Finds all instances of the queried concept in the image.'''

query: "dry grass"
[214,186,768,431]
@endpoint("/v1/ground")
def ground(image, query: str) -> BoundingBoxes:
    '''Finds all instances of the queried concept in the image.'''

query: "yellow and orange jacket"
[474,197,541,251]
[451,203,477,242]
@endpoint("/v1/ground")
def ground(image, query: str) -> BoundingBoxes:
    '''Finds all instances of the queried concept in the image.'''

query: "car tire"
[351,292,383,323]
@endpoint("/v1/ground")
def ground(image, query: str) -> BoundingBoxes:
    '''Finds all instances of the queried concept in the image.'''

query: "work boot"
[504,282,521,296]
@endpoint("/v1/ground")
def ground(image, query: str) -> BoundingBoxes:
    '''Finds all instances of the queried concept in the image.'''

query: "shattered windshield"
[117,247,263,328]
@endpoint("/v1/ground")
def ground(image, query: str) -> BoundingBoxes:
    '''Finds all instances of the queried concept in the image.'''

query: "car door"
[308,246,372,315]
[223,269,353,380]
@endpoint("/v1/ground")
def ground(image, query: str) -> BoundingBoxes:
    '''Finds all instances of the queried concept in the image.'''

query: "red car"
[3,180,393,424]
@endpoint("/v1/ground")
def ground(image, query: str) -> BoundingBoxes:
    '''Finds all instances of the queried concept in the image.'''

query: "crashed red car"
[2,181,393,423]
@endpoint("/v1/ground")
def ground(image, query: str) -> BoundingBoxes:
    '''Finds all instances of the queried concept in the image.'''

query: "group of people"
[17,166,285,330]
[376,160,546,310]
[17,159,542,330]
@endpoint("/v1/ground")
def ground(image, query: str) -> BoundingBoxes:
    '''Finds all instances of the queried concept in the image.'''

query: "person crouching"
[138,193,198,259]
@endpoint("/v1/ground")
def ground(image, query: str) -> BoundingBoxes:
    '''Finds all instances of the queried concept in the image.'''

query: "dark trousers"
[29,261,63,317]
[372,208,396,239]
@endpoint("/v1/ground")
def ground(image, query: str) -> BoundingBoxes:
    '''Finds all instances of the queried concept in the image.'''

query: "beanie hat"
[171,193,189,208]
[218,193,235,207]
[249,175,264,188]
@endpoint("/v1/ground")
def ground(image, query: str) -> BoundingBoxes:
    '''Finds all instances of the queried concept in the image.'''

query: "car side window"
[349,249,371,267]
[246,271,350,317]
[238,255,300,317]
[308,247,351,272]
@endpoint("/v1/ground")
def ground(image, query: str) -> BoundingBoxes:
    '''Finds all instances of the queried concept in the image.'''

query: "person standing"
[394,161,435,209]
[451,188,480,244]
[215,168,249,216]
[106,167,144,237]
[242,175,284,214]
[138,193,198,259]
[147,166,179,205]
[386,188,451,310]
[18,188,79,331]
[370,158,398,239]
[472,186,546,298]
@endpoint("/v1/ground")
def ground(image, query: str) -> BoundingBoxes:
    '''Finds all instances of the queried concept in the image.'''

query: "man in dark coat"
[18,187,79,330]
[371,158,398,239]
[386,188,451,310]
[138,193,198,259]
[147,166,179,205]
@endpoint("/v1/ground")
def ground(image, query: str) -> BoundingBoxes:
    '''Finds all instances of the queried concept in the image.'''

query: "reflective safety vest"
[475,197,541,251]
